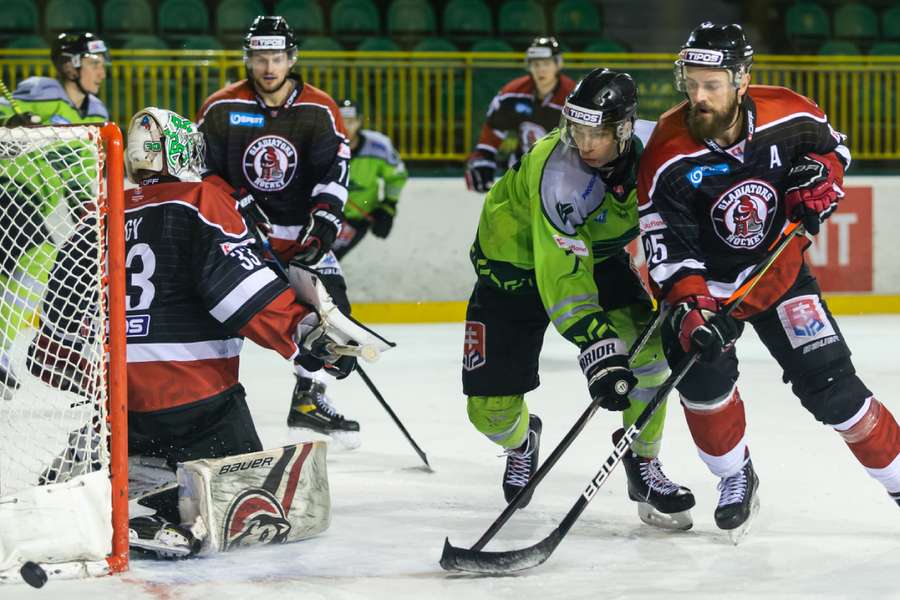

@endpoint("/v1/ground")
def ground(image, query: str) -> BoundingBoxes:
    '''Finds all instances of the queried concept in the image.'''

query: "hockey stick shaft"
[356,364,431,469]
[441,222,804,573]
[0,80,24,116]
[465,306,669,552]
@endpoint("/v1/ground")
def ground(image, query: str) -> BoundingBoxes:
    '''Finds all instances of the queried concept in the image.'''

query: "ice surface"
[4,317,899,599]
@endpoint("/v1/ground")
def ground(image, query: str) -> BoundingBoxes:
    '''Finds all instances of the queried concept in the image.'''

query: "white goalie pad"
[287,264,396,362]
[176,442,330,554]
[0,470,112,576]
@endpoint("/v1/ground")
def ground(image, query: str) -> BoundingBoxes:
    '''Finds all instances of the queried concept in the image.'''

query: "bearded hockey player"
[26,107,357,558]
[637,22,900,542]
[465,36,576,193]
[463,68,695,530]
[0,32,110,402]
[197,16,360,447]
[332,99,408,259]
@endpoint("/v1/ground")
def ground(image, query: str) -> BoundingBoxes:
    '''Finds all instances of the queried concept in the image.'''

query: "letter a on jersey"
[770,144,782,169]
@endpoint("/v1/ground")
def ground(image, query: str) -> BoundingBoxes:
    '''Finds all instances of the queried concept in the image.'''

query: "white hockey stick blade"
[326,342,381,363]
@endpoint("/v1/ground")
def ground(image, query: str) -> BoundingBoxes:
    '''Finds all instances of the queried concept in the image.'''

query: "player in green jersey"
[332,99,408,259]
[462,68,695,530]
[0,32,109,399]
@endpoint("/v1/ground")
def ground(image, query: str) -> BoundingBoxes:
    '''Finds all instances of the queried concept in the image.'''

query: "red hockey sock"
[682,387,748,478]
[834,397,900,492]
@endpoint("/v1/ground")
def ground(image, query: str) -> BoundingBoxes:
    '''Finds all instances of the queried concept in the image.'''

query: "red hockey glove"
[784,153,844,236]
[464,152,496,193]
[295,203,342,266]
[671,295,739,362]
[578,338,637,411]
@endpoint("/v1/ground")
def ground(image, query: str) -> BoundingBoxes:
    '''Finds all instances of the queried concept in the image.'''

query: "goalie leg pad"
[177,441,330,555]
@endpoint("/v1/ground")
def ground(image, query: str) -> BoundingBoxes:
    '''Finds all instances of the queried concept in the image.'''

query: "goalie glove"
[464,152,496,193]
[578,338,636,411]
[294,312,357,379]
[295,203,342,266]
[4,111,40,127]
[784,153,844,235]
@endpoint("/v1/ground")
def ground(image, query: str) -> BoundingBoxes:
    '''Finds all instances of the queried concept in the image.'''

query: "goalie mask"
[560,68,637,157]
[126,108,206,183]
[674,22,753,92]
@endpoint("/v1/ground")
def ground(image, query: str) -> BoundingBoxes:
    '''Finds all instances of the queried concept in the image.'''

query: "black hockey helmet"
[243,16,298,54]
[338,98,360,121]
[51,32,110,74]
[560,68,637,154]
[526,36,562,63]
[674,22,753,91]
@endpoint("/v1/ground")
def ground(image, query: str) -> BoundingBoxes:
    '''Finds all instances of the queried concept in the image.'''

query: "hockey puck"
[20,561,47,588]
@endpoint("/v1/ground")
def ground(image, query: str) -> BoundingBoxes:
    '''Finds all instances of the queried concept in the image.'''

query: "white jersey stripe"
[127,338,244,363]
[270,224,304,240]
[312,181,349,204]
[209,268,280,323]
[648,259,706,286]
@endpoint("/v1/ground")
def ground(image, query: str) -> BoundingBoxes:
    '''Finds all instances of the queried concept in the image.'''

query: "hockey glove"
[4,111,40,127]
[295,203,342,266]
[370,204,395,238]
[578,338,637,411]
[465,153,496,193]
[294,312,358,379]
[784,153,844,236]
[671,295,739,362]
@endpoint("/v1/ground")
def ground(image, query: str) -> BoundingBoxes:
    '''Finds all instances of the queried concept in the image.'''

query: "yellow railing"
[2,50,899,161]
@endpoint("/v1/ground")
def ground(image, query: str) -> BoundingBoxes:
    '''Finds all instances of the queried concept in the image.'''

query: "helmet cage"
[674,48,751,92]
[559,101,634,155]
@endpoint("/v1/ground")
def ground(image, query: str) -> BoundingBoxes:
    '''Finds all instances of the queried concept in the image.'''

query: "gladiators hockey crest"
[710,179,777,249]
[242,135,298,192]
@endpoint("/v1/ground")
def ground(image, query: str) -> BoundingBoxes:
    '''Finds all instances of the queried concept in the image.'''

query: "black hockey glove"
[294,312,357,379]
[4,111,40,127]
[370,204,395,238]
[231,188,271,237]
[671,295,740,362]
[295,203,342,266]
[578,338,637,411]
[784,153,844,236]
[465,153,496,193]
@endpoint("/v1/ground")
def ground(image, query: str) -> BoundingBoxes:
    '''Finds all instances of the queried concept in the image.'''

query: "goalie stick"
[440,222,806,574]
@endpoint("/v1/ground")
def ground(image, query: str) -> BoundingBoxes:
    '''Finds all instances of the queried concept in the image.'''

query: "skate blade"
[287,426,361,451]
[329,430,361,451]
[637,503,693,531]
[727,495,760,546]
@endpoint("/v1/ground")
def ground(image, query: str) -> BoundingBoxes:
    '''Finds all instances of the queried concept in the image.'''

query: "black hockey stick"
[440,222,805,574]
[438,300,670,567]
[356,364,431,470]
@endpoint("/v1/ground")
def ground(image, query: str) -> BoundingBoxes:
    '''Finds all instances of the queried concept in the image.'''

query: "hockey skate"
[38,422,102,485]
[0,362,19,401]
[890,491,900,508]
[129,516,202,560]
[502,414,542,508]
[614,429,695,531]
[715,457,760,545]
[287,376,361,450]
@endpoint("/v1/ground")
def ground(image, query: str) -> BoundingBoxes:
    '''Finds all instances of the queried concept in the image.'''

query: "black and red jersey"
[120,179,306,412]
[637,85,850,317]
[197,75,350,261]
[472,73,576,162]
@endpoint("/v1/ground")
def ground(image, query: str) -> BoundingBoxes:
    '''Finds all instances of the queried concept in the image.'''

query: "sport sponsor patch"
[242,135,298,192]
[680,48,724,66]
[219,238,256,255]
[639,211,667,232]
[563,103,603,125]
[87,39,108,53]
[553,234,589,257]
[710,179,777,249]
[686,162,730,188]
[776,294,837,349]
[229,112,265,127]
[125,314,151,337]
[463,321,487,371]
[248,36,286,50]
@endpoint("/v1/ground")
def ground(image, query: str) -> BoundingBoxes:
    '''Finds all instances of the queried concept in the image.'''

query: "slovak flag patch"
[776,294,836,349]
[463,321,487,371]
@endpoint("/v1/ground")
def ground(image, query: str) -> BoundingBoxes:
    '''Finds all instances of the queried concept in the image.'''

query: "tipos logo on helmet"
[222,488,292,551]
[563,104,603,126]
[679,48,724,66]
[248,36,287,50]
[710,179,777,249]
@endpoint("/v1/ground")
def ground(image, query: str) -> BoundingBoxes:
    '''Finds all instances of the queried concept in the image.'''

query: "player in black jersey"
[464,36,576,193]
[198,16,361,448]
[638,22,900,541]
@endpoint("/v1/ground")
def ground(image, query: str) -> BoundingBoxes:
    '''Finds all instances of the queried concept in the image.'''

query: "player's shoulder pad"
[500,75,535,95]
[538,138,608,235]
[127,180,249,237]
[85,94,109,119]
[11,77,67,102]
[637,101,707,203]
[296,83,345,135]
[358,130,400,163]
[197,80,254,122]
[551,74,577,104]
[633,118,656,147]
[749,85,826,128]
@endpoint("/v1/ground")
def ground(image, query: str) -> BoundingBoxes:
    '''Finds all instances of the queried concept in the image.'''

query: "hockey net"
[0,124,127,580]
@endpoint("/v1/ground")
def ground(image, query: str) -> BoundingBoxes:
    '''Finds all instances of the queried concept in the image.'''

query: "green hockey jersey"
[472,120,655,347]
[0,77,108,126]
[344,130,408,220]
